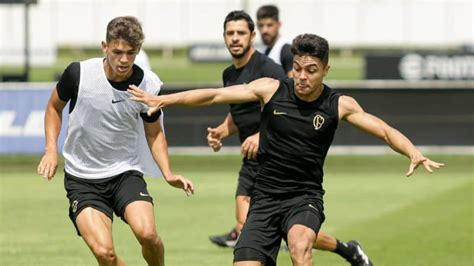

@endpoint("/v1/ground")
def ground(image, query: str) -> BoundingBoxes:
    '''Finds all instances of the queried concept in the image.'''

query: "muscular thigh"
[124,200,156,234]
[112,170,153,223]
[64,172,115,235]
[234,193,282,266]
[282,196,325,238]
[75,207,114,249]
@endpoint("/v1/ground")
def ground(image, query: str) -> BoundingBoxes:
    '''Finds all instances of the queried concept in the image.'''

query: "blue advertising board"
[0,86,68,154]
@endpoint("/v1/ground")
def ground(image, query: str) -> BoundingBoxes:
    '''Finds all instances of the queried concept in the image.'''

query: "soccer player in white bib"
[37,16,193,266]
[256,5,293,77]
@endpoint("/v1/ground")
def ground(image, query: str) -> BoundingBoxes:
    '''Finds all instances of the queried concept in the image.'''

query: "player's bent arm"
[37,88,67,180]
[339,95,444,176]
[207,113,238,152]
[216,113,239,139]
[128,77,279,111]
[144,120,194,195]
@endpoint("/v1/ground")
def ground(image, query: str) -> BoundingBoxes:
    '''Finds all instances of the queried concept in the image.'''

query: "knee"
[92,246,118,265]
[136,227,161,247]
[288,240,313,263]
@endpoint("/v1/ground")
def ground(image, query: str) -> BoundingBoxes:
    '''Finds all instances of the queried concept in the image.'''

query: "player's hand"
[128,85,162,116]
[406,154,445,177]
[164,174,195,196]
[241,132,259,160]
[37,152,58,181]
[207,127,223,152]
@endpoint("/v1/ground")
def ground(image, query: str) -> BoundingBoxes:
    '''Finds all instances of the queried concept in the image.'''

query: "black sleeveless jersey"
[255,79,340,197]
[222,51,287,144]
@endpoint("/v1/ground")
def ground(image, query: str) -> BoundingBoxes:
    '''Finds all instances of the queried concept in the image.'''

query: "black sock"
[334,239,354,260]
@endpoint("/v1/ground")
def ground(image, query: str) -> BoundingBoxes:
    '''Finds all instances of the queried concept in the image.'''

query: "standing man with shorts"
[207,10,287,248]
[256,5,293,77]
[206,11,373,265]
[128,33,443,266]
[37,16,193,266]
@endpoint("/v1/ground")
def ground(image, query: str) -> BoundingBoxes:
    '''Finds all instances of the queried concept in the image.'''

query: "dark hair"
[291,34,329,65]
[256,5,279,21]
[106,16,144,49]
[223,10,255,32]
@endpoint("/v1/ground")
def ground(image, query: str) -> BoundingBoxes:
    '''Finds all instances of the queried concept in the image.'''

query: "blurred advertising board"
[365,52,474,81]
[0,85,68,154]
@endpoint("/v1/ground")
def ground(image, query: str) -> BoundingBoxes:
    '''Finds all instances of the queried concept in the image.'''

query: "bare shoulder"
[248,77,280,103]
[338,95,363,119]
[249,77,279,88]
[339,95,358,109]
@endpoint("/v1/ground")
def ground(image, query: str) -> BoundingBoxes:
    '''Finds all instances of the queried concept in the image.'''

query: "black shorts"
[64,170,153,235]
[234,191,325,265]
[235,160,258,197]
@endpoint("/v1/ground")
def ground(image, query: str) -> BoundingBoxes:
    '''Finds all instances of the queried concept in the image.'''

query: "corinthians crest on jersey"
[313,114,325,130]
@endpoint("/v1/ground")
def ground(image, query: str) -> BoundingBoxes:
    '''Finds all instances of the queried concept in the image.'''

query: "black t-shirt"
[56,61,160,122]
[264,43,293,73]
[222,51,286,144]
[256,79,340,197]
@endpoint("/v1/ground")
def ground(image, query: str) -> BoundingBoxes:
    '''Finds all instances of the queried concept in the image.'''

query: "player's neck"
[233,48,255,69]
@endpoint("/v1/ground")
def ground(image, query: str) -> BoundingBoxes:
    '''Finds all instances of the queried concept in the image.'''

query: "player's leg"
[235,195,250,233]
[124,201,164,266]
[76,208,125,266]
[287,224,317,266]
[65,172,124,266]
[114,171,163,266]
[208,195,250,247]
[283,198,324,266]
[313,230,336,250]
[208,195,249,248]
[234,192,281,266]
[314,231,373,266]
[209,165,255,248]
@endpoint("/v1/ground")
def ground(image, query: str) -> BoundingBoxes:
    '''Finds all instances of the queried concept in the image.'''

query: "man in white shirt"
[256,5,293,77]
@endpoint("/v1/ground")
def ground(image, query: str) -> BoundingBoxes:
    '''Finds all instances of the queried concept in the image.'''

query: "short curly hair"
[106,16,144,49]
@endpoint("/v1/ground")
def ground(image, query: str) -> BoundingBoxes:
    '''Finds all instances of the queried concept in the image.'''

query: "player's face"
[224,20,255,59]
[102,39,140,81]
[292,55,330,100]
[257,18,280,46]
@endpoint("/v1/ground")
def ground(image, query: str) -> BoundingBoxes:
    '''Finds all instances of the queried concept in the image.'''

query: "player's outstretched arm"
[37,88,67,180]
[128,77,279,116]
[144,120,194,196]
[339,95,444,176]
[207,113,239,152]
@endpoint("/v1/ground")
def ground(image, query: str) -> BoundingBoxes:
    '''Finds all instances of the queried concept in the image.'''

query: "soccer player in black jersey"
[207,10,286,249]
[128,33,443,266]
[37,16,193,266]
[207,10,374,266]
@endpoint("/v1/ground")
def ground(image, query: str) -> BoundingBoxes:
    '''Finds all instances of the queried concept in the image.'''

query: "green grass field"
[0,154,472,266]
